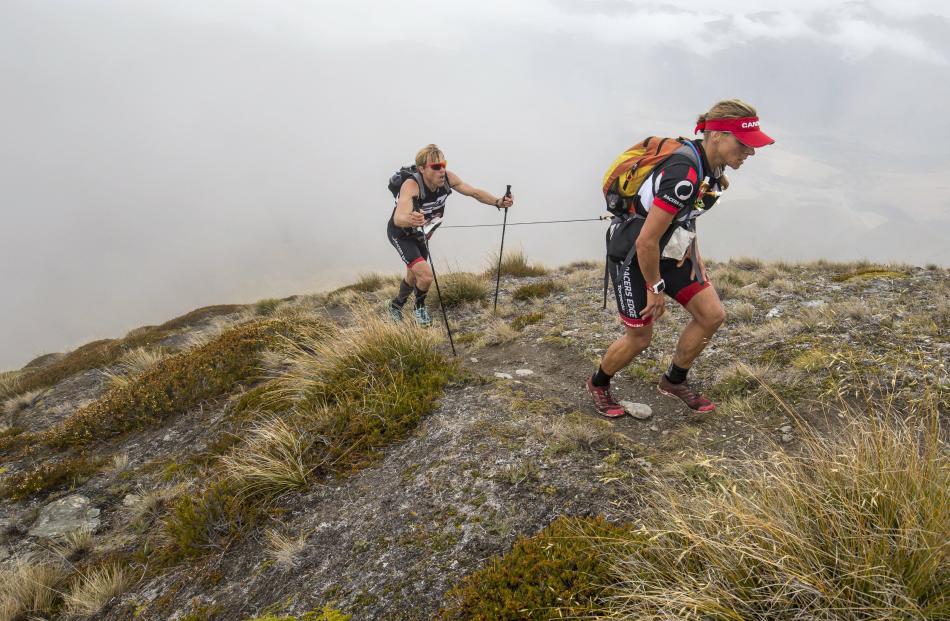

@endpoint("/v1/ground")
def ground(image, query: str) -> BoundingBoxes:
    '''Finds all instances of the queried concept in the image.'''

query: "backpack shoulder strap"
[411,170,426,202]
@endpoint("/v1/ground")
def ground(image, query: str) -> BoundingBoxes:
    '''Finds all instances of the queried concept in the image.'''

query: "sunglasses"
[426,161,447,171]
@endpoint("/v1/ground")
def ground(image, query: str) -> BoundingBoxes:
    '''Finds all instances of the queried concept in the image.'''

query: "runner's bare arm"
[393,178,425,228]
[636,207,675,320]
[447,171,514,208]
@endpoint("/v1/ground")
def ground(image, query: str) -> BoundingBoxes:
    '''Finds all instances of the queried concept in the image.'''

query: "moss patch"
[439,515,633,620]
[512,281,566,301]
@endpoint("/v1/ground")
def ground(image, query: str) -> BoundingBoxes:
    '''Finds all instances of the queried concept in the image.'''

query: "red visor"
[694,116,774,148]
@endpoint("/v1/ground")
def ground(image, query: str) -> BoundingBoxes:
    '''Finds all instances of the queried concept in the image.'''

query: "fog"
[2,0,948,369]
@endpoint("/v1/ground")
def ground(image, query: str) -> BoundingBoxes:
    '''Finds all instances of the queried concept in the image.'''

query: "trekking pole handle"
[497,185,512,210]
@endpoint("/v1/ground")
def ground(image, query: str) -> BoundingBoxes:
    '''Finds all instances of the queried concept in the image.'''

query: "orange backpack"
[602,137,691,217]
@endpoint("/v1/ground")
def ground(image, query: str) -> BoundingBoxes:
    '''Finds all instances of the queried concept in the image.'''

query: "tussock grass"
[438,272,489,308]
[254,298,284,316]
[770,277,796,292]
[265,528,308,570]
[219,416,316,498]
[2,388,42,420]
[490,249,548,277]
[126,484,185,532]
[476,319,518,347]
[512,280,566,301]
[63,563,132,616]
[605,408,949,620]
[511,311,544,331]
[0,559,67,621]
[42,317,321,450]
[162,312,453,559]
[833,265,907,282]
[51,527,95,561]
[0,371,22,401]
[729,301,756,322]
[728,256,763,270]
[546,411,626,455]
[102,346,168,388]
[331,273,398,296]
[834,297,873,321]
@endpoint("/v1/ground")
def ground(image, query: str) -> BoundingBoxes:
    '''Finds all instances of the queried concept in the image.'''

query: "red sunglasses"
[426,161,447,171]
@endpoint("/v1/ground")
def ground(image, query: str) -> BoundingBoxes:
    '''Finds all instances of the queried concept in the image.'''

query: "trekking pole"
[492,184,512,313]
[602,257,609,309]
[414,197,456,356]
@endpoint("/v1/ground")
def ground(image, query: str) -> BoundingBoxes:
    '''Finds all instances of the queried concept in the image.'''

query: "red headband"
[694,116,774,148]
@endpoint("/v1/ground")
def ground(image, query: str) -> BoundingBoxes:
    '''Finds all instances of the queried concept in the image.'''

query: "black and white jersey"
[636,142,721,229]
[396,174,452,224]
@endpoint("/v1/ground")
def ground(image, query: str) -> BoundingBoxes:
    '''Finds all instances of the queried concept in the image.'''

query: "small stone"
[661,430,670,436]
[122,494,140,507]
[619,400,653,420]
[162,433,175,442]
[649,425,659,432]
[515,369,534,376]
[803,300,825,308]
[469,357,479,363]
[494,372,513,380]
[780,425,793,433]
[766,307,781,318]
[560,330,577,337]
[781,433,794,444]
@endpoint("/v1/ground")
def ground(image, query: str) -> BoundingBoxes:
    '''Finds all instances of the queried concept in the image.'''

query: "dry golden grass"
[0,559,67,621]
[63,563,132,616]
[476,319,519,348]
[102,346,168,388]
[2,388,42,420]
[0,371,22,401]
[729,301,756,322]
[770,277,796,292]
[265,528,308,570]
[546,411,626,454]
[488,248,548,277]
[51,527,95,560]
[438,271,490,308]
[605,404,949,620]
[219,415,317,498]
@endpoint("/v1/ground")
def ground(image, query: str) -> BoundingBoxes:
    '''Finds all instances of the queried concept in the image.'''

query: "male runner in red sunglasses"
[387,144,514,326]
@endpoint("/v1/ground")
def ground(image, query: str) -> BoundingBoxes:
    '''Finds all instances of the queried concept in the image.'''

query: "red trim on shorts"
[619,313,652,328]
[407,257,426,268]
[653,198,679,214]
[674,281,709,306]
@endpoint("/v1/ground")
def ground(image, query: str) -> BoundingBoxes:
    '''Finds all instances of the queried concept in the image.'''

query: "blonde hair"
[414,144,445,168]
[696,98,758,129]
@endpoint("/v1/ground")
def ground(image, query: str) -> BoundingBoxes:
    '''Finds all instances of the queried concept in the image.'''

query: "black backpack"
[387,165,426,200]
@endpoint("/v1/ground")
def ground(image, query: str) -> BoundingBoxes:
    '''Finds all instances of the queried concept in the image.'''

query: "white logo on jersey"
[674,180,694,200]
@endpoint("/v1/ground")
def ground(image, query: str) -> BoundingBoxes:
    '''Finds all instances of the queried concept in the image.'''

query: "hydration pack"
[387,165,426,200]
[602,137,694,217]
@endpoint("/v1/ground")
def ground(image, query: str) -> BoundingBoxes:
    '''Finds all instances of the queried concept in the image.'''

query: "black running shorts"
[609,257,710,328]
[387,219,428,268]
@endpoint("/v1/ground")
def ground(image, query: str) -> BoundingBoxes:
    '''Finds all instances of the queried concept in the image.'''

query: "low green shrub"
[161,479,261,561]
[1,456,101,500]
[439,516,632,620]
[511,281,566,301]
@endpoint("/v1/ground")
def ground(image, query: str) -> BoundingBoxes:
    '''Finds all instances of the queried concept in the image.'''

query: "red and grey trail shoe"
[657,375,716,412]
[586,377,627,418]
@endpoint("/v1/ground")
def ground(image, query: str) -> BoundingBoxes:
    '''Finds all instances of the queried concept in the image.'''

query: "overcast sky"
[2,0,948,370]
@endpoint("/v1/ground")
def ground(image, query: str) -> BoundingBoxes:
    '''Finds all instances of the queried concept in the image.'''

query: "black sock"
[392,279,413,308]
[591,366,612,388]
[414,287,428,308]
[665,362,689,384]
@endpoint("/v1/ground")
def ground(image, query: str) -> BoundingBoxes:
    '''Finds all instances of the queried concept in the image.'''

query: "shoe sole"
[657,386,716,412]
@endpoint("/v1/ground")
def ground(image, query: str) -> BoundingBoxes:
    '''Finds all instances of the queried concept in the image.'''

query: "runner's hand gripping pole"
[492,185,512,314]
[413,197,456,356]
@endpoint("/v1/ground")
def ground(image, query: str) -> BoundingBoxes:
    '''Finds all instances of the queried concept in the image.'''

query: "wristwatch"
[647,279,666,295]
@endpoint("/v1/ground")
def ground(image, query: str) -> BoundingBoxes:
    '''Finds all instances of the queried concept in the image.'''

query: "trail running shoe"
[413,306,433,327]
[586,377,627,418]
[657,375,716,412]
[386,301,403,323]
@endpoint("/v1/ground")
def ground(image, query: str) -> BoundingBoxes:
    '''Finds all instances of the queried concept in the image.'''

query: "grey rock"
[766,307,782,318]
[514,369,534,377]
[780,433,795,444]
[493,372,513,380]
[803,300,825,308]
[619,401,653,420]
[28,495,100,539]
[780,425,793,433]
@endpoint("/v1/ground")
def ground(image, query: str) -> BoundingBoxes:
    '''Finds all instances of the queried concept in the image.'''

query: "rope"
[443,216,610,229]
